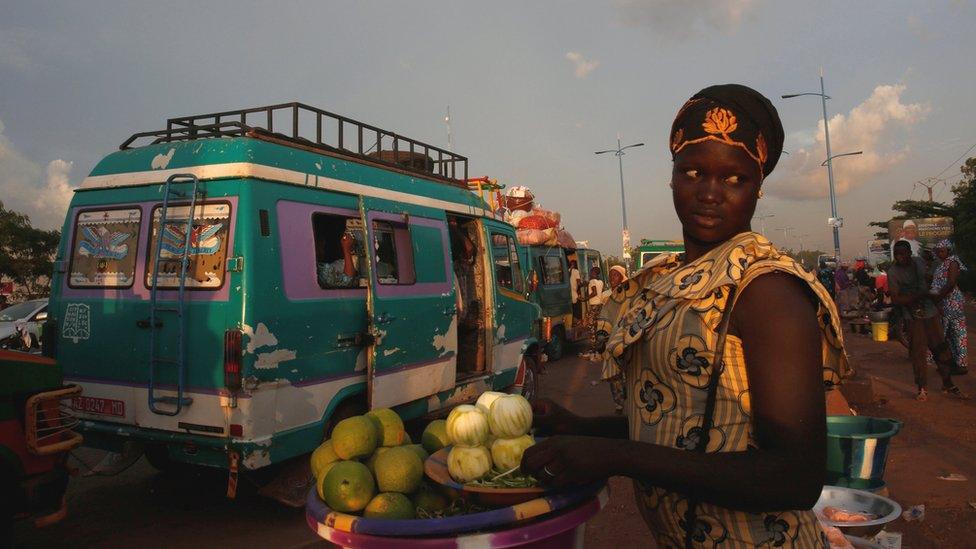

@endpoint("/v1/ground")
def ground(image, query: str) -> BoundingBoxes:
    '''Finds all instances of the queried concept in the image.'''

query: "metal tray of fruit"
[424,445,552,507]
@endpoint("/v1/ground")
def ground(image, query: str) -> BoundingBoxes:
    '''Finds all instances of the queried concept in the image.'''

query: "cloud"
[565,51,599,79]
[614,0,760,36]
[770,84,929,201]
[0,117,76,229]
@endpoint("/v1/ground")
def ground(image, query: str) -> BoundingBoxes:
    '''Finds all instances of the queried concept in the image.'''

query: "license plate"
[71,396,126,417]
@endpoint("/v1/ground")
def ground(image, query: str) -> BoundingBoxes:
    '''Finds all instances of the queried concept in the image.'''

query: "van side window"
[538,255,565,285]
[313,213,367,289]
[68,208,141,288]
[146,202,231,290]
[490,233,522,292]
[372,220,416,285]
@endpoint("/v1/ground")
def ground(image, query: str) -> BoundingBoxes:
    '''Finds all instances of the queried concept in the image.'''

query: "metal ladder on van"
[147,173,199,416]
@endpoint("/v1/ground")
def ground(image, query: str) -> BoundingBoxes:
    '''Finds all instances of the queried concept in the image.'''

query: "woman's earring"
[757,189,764,199]
[669,181,675,189]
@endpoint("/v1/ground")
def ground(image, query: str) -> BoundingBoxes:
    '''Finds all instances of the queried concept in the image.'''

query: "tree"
[0,201,61,299]
[783,249,828,269]
[951,158,976,291]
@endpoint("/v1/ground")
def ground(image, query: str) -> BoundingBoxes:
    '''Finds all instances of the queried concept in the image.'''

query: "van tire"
[545,326,565,361]
[324,398,368,440]
[518,356,540,402]
[144,445,190,474]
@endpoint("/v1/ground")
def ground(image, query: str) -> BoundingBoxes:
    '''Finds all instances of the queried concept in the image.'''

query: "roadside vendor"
[522,84,850,547]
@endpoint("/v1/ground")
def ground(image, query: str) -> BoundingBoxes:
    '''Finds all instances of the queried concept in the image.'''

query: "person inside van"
[316,231,359,288]
[568,260,582,321]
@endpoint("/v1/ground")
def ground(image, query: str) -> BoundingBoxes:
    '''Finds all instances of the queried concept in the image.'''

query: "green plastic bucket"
[826,416,903,489]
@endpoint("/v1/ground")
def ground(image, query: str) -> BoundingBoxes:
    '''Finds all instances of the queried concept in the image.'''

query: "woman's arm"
[933,260,961,300]
[523,273,826,512]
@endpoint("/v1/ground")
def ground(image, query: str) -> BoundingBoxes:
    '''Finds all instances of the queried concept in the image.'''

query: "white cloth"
[569,268,581,304]
[587,279,604,306]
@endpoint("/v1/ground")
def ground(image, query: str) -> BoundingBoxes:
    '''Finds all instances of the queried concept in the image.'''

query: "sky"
[1,0,974,259]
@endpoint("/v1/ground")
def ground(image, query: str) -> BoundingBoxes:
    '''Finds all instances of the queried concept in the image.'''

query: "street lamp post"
[783,70,854,262]
[596,138,645,271]
[754,212,775,237]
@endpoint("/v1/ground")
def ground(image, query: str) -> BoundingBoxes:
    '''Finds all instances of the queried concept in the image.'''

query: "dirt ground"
[839,307,976,548]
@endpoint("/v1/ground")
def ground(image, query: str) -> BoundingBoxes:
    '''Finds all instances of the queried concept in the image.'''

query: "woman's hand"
[530,398,580,436]
[521,436,616,488]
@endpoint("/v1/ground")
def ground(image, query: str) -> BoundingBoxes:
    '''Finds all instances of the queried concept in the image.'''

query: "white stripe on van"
[70,374,364,444]
[79,162,501,219]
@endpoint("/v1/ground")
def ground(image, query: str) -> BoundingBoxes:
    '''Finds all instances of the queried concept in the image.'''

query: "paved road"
[14,347,646,548]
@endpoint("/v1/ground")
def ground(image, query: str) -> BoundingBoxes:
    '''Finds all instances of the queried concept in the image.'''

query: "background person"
[931,239,968,375]
[601,264,630,414]
[887,240,966,400]
[523,84,848,547]
[316,232,358,288]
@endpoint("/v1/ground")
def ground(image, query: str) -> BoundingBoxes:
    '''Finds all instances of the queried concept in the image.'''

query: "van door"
[360,197,457,409]
[484,221,534,374]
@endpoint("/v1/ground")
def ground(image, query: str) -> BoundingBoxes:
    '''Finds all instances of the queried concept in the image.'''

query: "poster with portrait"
[69,208,141,288]
[887,217,953,258]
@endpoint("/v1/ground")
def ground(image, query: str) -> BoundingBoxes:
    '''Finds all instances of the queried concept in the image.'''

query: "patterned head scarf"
[935,239,967,270]
[670,84,785,179]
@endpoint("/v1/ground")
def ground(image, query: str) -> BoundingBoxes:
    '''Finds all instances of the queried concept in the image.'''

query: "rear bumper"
[77,419,271,470]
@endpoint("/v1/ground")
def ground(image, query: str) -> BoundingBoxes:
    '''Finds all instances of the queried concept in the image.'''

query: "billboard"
[887,217,954,257]
[866,239,890,266]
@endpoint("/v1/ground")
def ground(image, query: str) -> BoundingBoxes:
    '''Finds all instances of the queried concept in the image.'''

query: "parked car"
[0,299,48,351]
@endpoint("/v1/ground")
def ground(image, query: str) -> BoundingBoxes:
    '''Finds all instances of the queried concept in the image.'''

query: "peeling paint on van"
[242,323,278,354]
[432,317,458,356]
[242,438,273,469]
[150,148,176,170]
[383,347,401,357]
[255,348,297,369]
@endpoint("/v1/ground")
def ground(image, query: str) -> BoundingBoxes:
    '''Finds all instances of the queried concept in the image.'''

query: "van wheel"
[324,398,368,439]
[545,326,565,361]
[144,445,188,474]
[518,356,540,402]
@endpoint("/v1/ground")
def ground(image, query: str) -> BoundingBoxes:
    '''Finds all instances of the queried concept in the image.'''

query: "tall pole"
[820,71,841,261]
[596,139,645,271]
[754,213,775,236]
[616,138,630,261]
[445,106,453,152]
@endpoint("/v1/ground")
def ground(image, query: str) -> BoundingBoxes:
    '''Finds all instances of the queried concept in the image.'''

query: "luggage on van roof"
[119,102,468,185]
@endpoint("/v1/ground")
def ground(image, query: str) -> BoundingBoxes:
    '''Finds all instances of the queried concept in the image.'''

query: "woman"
[521,84,848,547]
[931,239,968,375]
[602,264,630,413]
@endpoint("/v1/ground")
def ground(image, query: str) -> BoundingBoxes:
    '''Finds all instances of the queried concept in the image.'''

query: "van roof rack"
[120,102,468,185]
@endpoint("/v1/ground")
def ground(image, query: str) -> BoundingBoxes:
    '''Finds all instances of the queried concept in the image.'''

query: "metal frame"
[25,384,83,456]
[147,173,199,416]
[120,102,468,185]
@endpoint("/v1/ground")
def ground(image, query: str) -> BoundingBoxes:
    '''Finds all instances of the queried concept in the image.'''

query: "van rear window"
[68,208,141,288]
[146,202,231,290]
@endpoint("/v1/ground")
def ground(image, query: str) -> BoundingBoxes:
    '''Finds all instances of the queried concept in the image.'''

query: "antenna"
[445,105,453,152]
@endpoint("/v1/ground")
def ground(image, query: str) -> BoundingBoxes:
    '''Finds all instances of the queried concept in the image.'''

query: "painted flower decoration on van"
[669,333,716,389]
[636,370,676,426]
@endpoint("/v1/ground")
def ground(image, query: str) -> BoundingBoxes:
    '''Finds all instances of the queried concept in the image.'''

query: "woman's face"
[936,247,949,260]
[609,270,624,288]
[672,140,762,245]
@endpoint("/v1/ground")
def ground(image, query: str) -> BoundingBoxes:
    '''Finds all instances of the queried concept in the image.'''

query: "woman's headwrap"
[669,84,785,179]
[935,239,968,271]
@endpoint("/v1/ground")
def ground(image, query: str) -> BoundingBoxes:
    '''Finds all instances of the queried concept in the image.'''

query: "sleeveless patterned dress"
[597,232,849,548]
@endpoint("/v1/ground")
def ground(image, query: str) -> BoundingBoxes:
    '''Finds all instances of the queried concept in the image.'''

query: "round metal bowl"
[814,485,901,538]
